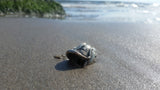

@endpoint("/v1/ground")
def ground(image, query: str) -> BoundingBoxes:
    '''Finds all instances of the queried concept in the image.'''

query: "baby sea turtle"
[66,43,97,68]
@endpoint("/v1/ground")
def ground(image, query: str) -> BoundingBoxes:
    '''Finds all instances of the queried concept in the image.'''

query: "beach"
[0,18,160,89]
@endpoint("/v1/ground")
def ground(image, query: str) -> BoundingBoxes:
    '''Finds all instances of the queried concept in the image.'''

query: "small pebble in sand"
[54,55,61,59]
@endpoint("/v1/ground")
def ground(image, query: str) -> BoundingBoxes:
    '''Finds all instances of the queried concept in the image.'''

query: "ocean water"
[56,0,160,23]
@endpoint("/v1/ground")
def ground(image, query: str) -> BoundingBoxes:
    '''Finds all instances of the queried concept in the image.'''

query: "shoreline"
[0,13,66,19]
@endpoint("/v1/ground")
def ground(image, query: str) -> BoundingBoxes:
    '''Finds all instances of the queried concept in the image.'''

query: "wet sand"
[0,18,160,90]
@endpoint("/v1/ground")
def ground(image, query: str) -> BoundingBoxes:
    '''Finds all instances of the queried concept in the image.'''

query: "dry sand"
[0,18,160,90]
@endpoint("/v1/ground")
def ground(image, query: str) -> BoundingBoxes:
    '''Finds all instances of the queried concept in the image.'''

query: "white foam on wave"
[61,3,111,8]
[131,4,138,8]
[143,10,149,13]
[155,17,160,21]
[152,3,159,7]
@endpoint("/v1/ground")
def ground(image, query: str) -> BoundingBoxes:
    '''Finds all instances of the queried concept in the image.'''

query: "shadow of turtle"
[55,60,81,71]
